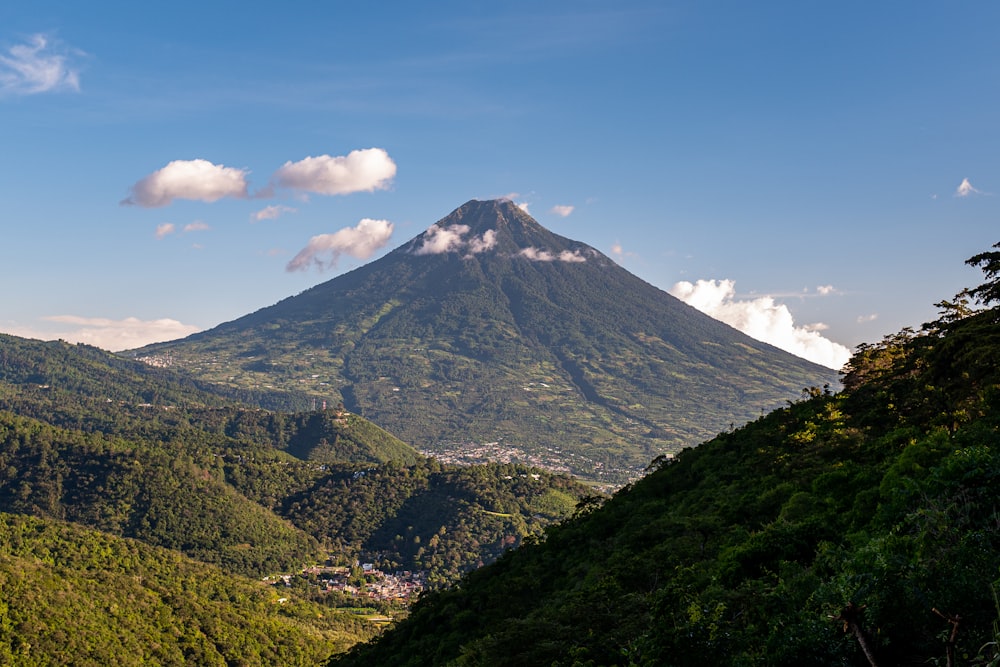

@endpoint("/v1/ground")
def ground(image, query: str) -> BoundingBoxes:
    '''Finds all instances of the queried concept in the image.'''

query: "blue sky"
[1,1,997,369]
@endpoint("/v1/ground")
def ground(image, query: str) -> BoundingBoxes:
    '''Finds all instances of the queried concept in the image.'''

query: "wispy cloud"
[411,223,498,256]
[0,34,83,96]
[123,159,249,207]
[669,278,851,370]
[154,223,175,239]
[955,177,985,197]
[1,315,201,352]
[519,247,587,263]
[183,221,209,232]
[287,218,394,272]
[610,242,637,261]
[550,205,574,217]
[271,148,396,196]
[857,313,878,324]
[252,205,297,221]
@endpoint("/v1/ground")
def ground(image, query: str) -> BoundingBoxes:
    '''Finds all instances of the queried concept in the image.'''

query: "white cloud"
[2,315,201,352]
[0,34,82,96]
[272,148,396,196]
[955,178,983,197]
[816,285,836,296]
[516,201,530,214]
[669,278,852,370]
[857,313,878,323]
[519,247,587,263]
[252,205,297,221]
[123,159,249,207]
[413,223,471,255]
[155,223,175,239]
[467,229,498,254]
[411,223,497,256]
[550,205,574,217]
[287,218,394,272]
[183,221,209,232]
[610,242,638,261]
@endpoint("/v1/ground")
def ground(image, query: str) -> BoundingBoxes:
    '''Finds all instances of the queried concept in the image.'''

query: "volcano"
[135,199,838,482]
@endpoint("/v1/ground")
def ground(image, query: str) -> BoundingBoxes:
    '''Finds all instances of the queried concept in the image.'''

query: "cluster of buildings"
[266,564,427,603]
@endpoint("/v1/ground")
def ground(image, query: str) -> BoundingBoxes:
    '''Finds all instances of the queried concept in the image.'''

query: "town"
[265,563,427,604]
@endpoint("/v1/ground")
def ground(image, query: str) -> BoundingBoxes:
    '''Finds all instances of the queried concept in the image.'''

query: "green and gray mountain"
[134,199,838,483]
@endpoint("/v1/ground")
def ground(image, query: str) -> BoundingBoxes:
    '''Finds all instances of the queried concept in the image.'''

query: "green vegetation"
[0,327,593,661]
[0,513,376,665]
[133,199,838,484]
[333,243,1000,666]
[283,460,587,586]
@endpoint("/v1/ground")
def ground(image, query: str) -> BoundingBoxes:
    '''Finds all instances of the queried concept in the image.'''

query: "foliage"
[0,512,377,665]
[333,243,1000,666]
[0,332,591,588]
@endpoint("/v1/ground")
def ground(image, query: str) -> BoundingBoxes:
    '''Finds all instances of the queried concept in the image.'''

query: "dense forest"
[333,244,1000,665]
[0,334,592,660]
[0,513,377,665]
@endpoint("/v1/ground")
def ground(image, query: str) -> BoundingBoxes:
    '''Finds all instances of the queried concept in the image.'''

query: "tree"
[965,241,1000,306]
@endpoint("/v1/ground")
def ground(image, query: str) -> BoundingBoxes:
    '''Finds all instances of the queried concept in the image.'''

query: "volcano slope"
[133,199,838,483]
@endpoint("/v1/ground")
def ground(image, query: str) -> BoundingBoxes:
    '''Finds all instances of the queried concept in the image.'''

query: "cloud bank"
[123,159,250,207]
[272,148,396,196]
[411,224,498,256]
[0,34,81,96]
[2,315,201,352]
[669,279,852,370]
[287,218,394,272]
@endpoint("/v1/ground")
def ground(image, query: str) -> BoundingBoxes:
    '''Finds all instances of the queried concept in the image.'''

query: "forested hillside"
[333,244,1000,666]
[0,331,593,661]
[0,513,376,664]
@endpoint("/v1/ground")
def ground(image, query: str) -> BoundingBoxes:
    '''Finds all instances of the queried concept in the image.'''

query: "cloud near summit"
[670,279,851,370]
[412,224,498,256]
[519,247,587,263]
[287,218,394,273]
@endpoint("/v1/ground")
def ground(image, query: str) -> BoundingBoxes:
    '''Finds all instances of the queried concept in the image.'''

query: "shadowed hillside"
[331,243,1000,666]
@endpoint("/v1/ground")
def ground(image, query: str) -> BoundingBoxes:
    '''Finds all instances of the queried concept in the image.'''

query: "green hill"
[132,199,838,484]
[0,333,309,410]
[0,332,591,588]
[0,513,375,665]
[331,243,1000,666]
[0,410,324,576]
